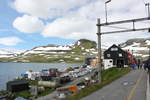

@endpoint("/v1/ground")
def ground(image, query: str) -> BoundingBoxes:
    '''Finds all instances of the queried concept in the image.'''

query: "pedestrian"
[140,63,143,69]
[144,63,147,71]
[147,62,150,74]
[129,63,135,70]
[137,59,141,69]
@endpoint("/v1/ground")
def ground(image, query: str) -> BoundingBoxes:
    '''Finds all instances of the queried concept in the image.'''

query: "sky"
[0,0,150,50]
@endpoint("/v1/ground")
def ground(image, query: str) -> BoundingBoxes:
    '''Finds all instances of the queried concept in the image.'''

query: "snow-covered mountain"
[1,38,149,62]
[4,39,97,63]
[22,45,71,56]
[120,38,150,58]
[0,48,25,58]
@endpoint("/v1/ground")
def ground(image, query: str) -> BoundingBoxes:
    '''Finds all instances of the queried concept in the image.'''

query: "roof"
[104,44,127,55]
[105,44,125,52]
[7,80,28,85]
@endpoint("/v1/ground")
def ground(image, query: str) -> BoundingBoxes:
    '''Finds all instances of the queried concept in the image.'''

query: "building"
[104,44,128,68]
[84,56,99,67]
[7,80,29,92]
[126,51,137,65]
[103,59,113,69]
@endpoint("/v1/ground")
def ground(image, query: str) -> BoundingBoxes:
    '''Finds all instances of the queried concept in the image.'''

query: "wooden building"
[7,80,29,92]
[104,44,128,67]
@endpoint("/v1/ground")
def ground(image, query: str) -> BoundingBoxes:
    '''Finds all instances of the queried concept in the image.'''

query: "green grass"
[14,90,32,99]
[0,90,8,95]
[65,67,131,100]
[37,88,54,97]
[13,88,54,99]
[28,80,38,85]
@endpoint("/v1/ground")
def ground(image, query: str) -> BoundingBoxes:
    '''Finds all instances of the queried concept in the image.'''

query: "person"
[137,59,141,69]
[147,61,150,73]
[144,63,148,71]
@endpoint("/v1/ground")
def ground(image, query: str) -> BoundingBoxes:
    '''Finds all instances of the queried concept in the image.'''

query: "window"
[107,54,110,57]
[111,48,118,51]
[119,53,123,57]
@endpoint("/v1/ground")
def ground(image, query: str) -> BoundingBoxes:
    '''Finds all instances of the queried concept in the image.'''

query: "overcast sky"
[0,0,150,50]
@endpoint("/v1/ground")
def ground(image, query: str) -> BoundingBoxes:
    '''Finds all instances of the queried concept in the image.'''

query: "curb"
[147,73,150,100]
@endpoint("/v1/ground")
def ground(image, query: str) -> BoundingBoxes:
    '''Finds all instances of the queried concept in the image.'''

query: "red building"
[126,51,137,64]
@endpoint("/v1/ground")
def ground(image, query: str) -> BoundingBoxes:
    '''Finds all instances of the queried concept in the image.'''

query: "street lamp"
[105,0,111,23]
[145,3,150,17]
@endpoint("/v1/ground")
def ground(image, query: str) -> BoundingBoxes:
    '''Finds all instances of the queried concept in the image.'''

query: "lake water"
[0,62,82,90]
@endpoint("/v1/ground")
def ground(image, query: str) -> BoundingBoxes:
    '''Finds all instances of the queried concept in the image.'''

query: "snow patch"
[142,55,149,58]
[123,46,148,51]
[34,46,71,51]
[74,57,80,60]
[145,40,150,45]
[132,42,140,46]
[77,41,81,46]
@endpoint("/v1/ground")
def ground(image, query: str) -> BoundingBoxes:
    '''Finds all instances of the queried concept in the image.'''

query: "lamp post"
[105,0,111,23]
[145,3,150,17]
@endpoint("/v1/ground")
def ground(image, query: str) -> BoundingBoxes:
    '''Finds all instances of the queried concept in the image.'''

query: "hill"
[1,39,97,63]
[120,37,150,58]
[1,37,149,62]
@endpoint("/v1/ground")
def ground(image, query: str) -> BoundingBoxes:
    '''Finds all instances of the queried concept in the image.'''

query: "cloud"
[42,18,95,40]
[13,15,44,33]
[12,0,93,19]
[0,37,23,46]
[12,0,150,46]
[42,0,150,41]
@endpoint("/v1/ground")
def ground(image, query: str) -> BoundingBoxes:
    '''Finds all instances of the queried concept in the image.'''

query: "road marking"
[127,71,143,100]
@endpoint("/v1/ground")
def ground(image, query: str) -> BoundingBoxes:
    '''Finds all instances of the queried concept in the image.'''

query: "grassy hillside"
[0,39,97,63]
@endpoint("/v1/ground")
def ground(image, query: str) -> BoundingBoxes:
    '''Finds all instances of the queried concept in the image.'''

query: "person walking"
[144,63,148,71]
[137,59,141,69]
[147,61,150,74]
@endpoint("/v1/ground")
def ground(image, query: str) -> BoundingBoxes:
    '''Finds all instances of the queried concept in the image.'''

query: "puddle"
[122,81,135,86]
[123,82,129,86]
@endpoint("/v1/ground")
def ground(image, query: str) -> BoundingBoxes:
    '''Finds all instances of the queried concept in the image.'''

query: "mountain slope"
[1,37,149,62]
[0,48,24,58]
[120,37,150,58]
[6,39,97,63]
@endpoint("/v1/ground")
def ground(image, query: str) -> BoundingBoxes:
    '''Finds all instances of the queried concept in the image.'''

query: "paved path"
[81,69,147,100]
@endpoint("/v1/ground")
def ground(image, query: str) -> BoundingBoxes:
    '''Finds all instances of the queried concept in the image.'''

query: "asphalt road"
[81,69,147,100]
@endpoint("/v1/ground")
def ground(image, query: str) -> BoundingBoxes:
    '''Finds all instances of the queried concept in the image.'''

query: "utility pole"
[96,1,150,83]
[98,17,150,34]
[97,18,102,83]
[96,17,150,83]
[145,3,150,17]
